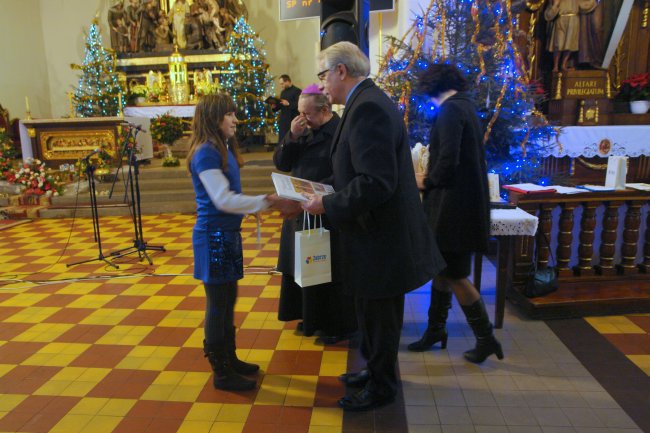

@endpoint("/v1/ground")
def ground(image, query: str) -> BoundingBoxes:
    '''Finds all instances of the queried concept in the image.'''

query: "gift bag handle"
[302,211,324,237]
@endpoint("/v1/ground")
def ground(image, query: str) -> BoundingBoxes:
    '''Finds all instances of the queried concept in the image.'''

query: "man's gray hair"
[318,41,370,78]
[299,93,331,111]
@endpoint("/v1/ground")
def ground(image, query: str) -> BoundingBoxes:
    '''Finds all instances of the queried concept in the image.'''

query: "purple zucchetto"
[301,84,323,95]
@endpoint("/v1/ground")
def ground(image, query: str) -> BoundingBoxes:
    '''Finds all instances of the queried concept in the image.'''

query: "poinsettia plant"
[150,112,184,145]
[5,158,63,196]
[619,73,650,101]
[0,131,17,180]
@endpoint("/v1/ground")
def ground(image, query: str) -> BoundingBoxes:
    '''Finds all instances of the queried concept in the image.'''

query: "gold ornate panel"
[40,130,116,160]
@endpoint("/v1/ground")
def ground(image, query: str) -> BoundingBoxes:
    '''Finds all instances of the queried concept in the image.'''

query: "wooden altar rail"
[506,189,650,319]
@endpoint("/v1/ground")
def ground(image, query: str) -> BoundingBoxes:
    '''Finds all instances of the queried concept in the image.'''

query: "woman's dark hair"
[417,63,470,97]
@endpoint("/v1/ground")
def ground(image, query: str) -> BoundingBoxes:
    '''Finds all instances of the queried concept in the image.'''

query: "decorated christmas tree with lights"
[377,0,556,184]
[72,18,124,118]
[221,17,276,139]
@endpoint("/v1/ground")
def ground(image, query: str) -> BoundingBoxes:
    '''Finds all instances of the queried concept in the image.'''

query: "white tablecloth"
[540,125,650,158]
[123,105,196,118]
[490,208,539,236]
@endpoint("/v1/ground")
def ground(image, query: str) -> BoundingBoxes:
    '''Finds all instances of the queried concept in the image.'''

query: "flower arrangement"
[5,158,63,196]
[0,130,17,180]
[618,73,650,102]
[150,112,184,145]
[75,143,113,179]
[127,84,149,105]
[162,155,180,167]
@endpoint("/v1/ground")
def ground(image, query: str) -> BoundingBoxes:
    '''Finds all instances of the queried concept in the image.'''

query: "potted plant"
[127,84,149,105]
[150,112,184,159]
[619,73,650,114]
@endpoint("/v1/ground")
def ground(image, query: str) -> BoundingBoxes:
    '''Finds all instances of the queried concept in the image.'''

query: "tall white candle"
[25,96,30,112]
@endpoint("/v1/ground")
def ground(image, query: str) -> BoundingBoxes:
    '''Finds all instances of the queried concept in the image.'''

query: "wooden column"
[640,201,650,273]
[596,201,622,276]
[574,202,598,276]
[537,204,554,269]
[557,203,577,277]
[618,201,643,274]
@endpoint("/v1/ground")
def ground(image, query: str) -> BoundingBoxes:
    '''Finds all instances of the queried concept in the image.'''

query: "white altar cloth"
[123,105,196,118]
[490,208,539,237]
[541,125,650,158]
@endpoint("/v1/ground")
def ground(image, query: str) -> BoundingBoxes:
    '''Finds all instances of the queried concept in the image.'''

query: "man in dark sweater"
[273,74,301,141]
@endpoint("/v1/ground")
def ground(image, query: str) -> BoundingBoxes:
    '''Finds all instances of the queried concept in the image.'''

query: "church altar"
[19,117,153,166]
[541,125,650,158]
[123,105,196,118]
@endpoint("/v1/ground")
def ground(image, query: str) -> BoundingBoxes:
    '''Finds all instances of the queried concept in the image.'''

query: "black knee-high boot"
[226,326,259,375]
[460,298,504,363]
[203,341,256,391]
[407,290,452,352]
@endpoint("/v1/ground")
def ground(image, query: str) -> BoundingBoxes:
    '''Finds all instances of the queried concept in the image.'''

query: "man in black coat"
[302,42,445,411]
[407,64,504,365]
[274,85,356,342]
[273,75,301,141]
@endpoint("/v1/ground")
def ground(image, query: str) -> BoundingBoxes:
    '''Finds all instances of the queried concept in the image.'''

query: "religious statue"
[108,0,126,51]
[154,15,173,51]
[138,0,159,52]
[168,0,190,49]
[544,0,598,72]
[126,0,143,52]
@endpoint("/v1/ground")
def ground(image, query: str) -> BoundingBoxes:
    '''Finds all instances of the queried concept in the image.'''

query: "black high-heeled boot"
[225,327,259,375]
[408,289,452,352]
[203,341,256,391]
[460,298,504,363]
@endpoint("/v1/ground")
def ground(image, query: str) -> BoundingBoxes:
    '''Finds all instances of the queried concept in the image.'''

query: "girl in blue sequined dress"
[187,93,279,391]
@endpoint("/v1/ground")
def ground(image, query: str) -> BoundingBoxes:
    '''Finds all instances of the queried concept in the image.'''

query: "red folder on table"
[503,183,557,194]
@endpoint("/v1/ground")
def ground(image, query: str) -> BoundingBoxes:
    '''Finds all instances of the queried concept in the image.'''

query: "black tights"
[204,282,237,346]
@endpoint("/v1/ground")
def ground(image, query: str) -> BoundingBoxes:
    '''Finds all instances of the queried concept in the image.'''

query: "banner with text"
[280,0,394,21]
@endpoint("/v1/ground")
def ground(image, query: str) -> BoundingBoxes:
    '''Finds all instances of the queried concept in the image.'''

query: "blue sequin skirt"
[193,226,243,284]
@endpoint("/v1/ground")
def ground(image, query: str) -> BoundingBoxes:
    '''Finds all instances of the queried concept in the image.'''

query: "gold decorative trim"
[117,53,231,68]
[40,130,116,160]
[27,128,35,138]
[577,157,608,171]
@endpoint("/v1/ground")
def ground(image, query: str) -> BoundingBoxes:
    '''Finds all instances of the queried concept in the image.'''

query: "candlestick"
[118,92,124,116]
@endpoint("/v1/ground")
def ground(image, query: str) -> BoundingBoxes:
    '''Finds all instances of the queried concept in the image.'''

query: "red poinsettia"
[620,73,650,101]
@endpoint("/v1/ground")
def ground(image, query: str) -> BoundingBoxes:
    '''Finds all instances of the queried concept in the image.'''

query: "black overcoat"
[322,79,445,299]
[422,92,490,253]
[274,113,339,276]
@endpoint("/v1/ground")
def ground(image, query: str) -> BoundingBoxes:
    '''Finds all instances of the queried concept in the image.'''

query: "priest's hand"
[302,194,325,215]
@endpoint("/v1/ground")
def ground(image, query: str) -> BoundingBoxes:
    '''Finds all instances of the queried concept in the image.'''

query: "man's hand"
[289,114,309,139]
[301,194,325,215]
[280,99,289,106]
[267,194,302,218]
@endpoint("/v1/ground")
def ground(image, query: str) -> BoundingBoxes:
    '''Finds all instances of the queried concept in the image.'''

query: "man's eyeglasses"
[317,67,332,82]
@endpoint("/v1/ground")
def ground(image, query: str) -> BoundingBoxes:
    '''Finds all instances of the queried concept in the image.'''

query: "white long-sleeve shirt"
[198,168,269,214]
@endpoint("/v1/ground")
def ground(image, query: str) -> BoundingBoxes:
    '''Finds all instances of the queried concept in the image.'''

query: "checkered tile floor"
[0,213,348,433]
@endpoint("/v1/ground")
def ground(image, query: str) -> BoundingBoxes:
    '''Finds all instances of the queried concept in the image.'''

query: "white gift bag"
[294,212,332,287]
[605,156,628,190]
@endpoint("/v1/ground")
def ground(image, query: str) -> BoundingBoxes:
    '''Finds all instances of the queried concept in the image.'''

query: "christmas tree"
[72,18,124,117]
[377,0,557,185]
[220,17,276,139]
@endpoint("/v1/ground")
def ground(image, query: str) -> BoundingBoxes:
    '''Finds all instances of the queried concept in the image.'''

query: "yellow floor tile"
[0,394,27,412]
[215,404,251,423]
[184,402,223,422]
[209,421,245,433]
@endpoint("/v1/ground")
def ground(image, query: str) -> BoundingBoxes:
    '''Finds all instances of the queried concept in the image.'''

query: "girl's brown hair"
[186,93,244,173]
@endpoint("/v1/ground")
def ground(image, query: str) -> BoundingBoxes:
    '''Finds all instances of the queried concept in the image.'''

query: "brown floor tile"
[119,309,168,326]
[55,324,112,343]
[103,295,148,309]
[165,347,206,372]
[9,395,54,414]
[42,395,81,415]
[280,406,312,426]
[252,297,279,312]
[0,321,32,340]
[176,296,205,310]
[313,376,345,407]
[143,417,184,433]
[0,306,23,322]
[239,286,264,297]
[88,369,158,399]
[628,315,650,333]
[248,404,283,422]
[140,326,195,346]
[605,334,650,355]
[32,294,80,307]
[0,409,35,432]
[112,416,153,433]
[42,307,95,324]
[69,343,132,368]
[0,341,47,364]
[253,329,282,350]
[90,283,133,295]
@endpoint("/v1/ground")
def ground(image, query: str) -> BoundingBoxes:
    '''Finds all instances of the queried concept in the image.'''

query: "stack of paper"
[626,183,650,191]
[577,185,615,192]
[503,183,557,194]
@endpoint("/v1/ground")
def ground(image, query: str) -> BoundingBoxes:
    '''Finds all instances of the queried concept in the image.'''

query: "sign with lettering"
[552,71,608,100]
[280,0,394,21]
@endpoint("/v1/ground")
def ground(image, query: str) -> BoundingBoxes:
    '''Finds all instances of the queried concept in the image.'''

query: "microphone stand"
[67,159,118,269]
[110,125,165,264]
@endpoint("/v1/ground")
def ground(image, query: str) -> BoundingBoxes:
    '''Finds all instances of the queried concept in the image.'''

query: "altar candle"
[118,92,123,112]
[25,96,30,112]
